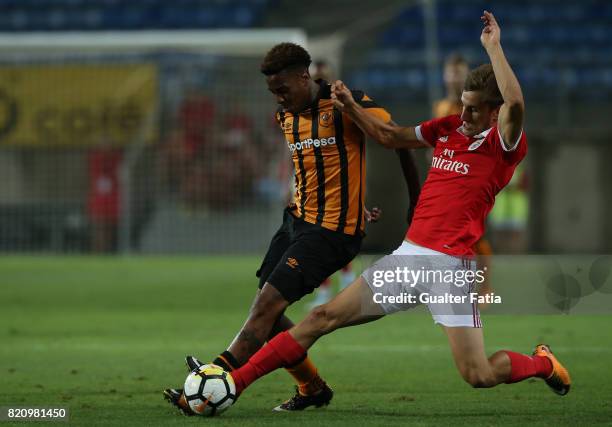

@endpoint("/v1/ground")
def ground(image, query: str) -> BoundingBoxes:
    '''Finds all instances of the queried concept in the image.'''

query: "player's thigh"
[293,277,384,344]
[324,276,386,328]
[248,282,290,319]
[266,227,360,304]
[360,245,426,315]
[443,326,492,376]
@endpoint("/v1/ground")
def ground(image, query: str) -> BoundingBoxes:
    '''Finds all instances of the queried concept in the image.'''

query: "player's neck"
[294,81,322,114]
[308,81,320,105]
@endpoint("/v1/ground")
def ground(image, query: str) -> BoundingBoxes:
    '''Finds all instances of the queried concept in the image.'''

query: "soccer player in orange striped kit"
[165,42,412,413]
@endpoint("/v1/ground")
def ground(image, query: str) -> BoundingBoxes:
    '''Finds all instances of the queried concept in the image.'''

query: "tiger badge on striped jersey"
[319,111,333,127]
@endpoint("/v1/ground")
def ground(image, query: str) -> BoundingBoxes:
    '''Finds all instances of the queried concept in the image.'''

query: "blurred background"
[0,0,610,256]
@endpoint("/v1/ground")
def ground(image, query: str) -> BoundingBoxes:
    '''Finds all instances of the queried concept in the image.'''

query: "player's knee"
[306,304,340,334]
[249,285,288,321]
[460,367,496,388]
[249,300,284,323]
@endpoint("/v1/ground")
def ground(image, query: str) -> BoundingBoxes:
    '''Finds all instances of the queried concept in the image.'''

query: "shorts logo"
[319,111,332,127]
[286,257,299,269]
[438,136,448,143]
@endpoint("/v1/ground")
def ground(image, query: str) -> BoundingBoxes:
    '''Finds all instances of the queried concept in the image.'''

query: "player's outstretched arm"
[331,80,428,149]
[481,10,524,148]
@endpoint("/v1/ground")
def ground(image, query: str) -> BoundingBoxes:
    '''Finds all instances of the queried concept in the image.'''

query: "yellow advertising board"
[0,64,158,146]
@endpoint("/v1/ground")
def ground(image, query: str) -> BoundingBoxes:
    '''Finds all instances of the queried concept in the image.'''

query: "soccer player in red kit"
[226,11,571,406]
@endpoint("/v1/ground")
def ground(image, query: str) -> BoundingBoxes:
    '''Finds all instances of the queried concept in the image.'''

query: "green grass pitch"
[1,256,612,426]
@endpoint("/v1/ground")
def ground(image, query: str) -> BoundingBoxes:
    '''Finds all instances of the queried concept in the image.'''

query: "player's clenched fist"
[331,80,356,111]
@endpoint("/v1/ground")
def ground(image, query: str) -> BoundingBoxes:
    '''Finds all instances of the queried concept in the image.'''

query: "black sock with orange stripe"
[286,356,324,396]
[213,351,240,372]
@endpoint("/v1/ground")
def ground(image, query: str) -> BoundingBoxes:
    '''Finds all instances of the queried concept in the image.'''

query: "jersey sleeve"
[415,114,461,147]
[490,126,528,165]
[352,90,392,123]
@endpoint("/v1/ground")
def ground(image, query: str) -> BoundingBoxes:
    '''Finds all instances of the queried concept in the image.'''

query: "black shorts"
[256,208,362,304]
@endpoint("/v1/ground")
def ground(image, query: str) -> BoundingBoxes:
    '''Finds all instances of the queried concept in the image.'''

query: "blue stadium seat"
[9,10,31,31]
[361,0,612,103]
[231,5,256,27]
[0,0,271,30]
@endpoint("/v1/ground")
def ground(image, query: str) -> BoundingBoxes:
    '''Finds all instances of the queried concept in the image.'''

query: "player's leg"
[294,239,431,349]
[164,276,383,414]
[165,284,291,414]
[186,293,295,370]
[473,237,493,309]
[290,276,385,348]
[265,223,363,410]
[229,242,426,397]
[211,212,323,390]
[208,211,294,370]
[265,310,326,402]
[273,276,385,411]
[443,325,570,394]
[430,253,570,393]
[443,326,509,387]
[164,212,299,414]
[268,310,295,338]
[224,283,290,365]
[230,276,385,395]
[217,214,362,410]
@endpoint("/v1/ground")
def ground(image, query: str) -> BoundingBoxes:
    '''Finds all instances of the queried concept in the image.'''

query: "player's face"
[266,70,311,114]
[460,91,498,136]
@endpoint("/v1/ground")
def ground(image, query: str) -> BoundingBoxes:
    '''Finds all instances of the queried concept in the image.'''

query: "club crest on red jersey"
[468,138,485,151]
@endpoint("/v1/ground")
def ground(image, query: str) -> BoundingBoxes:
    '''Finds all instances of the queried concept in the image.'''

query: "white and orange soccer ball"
[183,364,236,416]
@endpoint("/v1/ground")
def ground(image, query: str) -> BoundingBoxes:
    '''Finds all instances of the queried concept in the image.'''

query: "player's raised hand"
[480,10,501,50]
[331,80,356,111]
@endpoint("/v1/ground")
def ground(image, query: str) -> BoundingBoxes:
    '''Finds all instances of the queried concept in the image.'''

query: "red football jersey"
[407,114,527,256]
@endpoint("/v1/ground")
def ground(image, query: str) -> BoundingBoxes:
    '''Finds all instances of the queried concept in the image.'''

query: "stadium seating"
[348,0,612,101]
[0,0,272,31]
[1,0,608,101]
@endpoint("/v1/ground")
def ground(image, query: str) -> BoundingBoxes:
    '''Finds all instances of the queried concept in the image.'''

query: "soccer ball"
[183,364,236,416]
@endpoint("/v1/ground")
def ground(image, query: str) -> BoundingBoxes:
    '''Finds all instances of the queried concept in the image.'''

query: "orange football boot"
[533,344,571,396]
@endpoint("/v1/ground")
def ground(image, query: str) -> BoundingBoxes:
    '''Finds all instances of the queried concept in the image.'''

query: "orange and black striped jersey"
[275,80,391,236]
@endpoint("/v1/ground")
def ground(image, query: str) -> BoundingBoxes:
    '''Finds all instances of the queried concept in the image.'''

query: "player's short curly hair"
[260,43,312,76]
[464,64,503,107]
